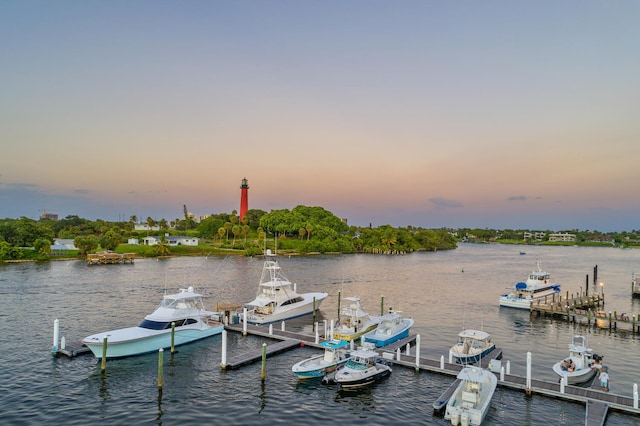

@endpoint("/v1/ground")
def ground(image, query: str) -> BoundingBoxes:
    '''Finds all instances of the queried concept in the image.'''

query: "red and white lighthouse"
[239,177,249,220]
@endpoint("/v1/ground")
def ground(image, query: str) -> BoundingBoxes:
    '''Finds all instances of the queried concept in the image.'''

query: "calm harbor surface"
[1,243,639,425]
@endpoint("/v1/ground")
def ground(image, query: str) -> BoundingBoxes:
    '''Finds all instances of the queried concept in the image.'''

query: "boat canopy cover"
[246,298,269,307]
[320,340,349,349]
[458,329,490,340]
[515,282,528,290]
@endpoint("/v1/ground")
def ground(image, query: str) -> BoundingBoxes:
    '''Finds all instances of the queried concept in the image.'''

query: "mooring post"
[220,330,227,369]
[170,322,176,354]
[449,351,453,364]
[281,321,285,332]
[52,319,59,356]
[323,320,327,339]
[526,352,532,395]
[506,360,511,375]
[242,307,248,336]
[440,355,444,369]
[157,348,164,389]
[560,374,565,394]
[269,324,273,335]
[633,383,638,409]
[337,291,341,324]
[312,297,316,331]
[330,319,334,340]
[380,295,384,315]
[415,334,421,371]
[100,336,108,373]
[261,343,267,381]
[405,343,411,356]
[500,366,505,381]
[396,348,401,361]
[315,326,319,344]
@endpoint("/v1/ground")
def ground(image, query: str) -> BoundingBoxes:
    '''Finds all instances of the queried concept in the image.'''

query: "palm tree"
[231,225,241,247]
[155,235,171,257]
[299,228,306,240]
[305,224,313,241]
[218,227,225,241]
[242,224,250,243]
[224,222,232,241]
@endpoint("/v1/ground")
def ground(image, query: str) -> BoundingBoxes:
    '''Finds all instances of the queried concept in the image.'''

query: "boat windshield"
[139,318,198,329]
[160,297,199,310]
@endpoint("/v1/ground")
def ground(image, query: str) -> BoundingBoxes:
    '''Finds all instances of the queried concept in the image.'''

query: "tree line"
[0,206,458,261]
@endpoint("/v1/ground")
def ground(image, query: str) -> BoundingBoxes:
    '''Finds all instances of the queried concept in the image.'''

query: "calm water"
[1,244,639,425]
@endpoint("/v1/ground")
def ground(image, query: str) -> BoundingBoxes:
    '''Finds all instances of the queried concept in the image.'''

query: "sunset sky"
[1,1,639,231]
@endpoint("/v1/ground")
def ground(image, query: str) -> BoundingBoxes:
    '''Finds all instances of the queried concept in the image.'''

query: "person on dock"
[599,367,609,392]
[591,355,603,374]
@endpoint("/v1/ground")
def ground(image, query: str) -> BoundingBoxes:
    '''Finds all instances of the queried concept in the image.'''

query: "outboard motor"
[460,411,470,426]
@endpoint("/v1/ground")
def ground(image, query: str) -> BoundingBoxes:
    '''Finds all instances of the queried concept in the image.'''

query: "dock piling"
[101,336,108,372]
[52,319,59,356]
[633,384,638,409]
[170,322,175,354]
[500,366,505,381]
[158,348,164,389]
[405,343,411,356]
[221,330,227,369]
[506,360,511,375]
[260,343,267,381]
[415,335,421,371]
[242,308,247,336]
[396,348,401,361]
[526,352,532,395]
[269,324,273,335]
[312,297,316,331]
[281,321,285,332]
[440,355,444,369]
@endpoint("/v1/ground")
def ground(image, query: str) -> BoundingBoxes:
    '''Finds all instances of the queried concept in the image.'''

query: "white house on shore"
[142,236,199,246]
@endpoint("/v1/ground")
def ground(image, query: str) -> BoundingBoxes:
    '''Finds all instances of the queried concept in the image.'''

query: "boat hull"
[335,366,392,389]
[246,292,327,325]
[82,324,224,359]
[292,355,349,379]
[450,345,496,364]
[363,318,413,347]
[552,363,597,385]
[333,323,378,341]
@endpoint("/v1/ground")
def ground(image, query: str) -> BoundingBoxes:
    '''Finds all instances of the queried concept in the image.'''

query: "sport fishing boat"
[82,286,224,359]
[363,311,414,347]
[551,335,598,385]
[449,329,496,365]
[444,366,497,426]
[333,296,380,341]
[323,344,392,389]
[244,250,327,325]
[291,339,350,379]
[499,262,561,309]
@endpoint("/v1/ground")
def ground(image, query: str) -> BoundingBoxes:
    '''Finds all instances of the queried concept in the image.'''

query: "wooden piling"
[170,322,175,354]
[100,336,107,372]
[158,348,164,389]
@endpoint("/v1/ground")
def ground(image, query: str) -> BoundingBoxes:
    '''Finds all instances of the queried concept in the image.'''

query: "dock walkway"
[225,324,639,425]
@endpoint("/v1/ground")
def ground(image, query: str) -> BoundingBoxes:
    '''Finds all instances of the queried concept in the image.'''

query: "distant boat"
[82,286,224,359]
[499,262,561,309]
[632,272,640,298]
[519,251,526,255]
[244,250,328,325]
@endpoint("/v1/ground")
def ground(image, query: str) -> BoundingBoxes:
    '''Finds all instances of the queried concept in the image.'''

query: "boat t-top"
[499,262,561,309]
[332,296,380,341]
[244,249,328,325]
[449,329,496,365]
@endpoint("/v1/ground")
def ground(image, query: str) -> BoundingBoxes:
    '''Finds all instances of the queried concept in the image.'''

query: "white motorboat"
[444,366,497,426]
[499,262,561,309]
[449,330,496,365]
[291,339,350,379]
[244,250,328,325]
[363,311,414,347]
[326,344,392,389]
[332,296,380,341]
[82,286,224,359]
[552,335,597,385]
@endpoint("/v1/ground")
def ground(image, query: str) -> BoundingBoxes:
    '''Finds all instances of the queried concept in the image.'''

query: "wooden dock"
[224,339,302,370]
[55,343,92,358]
[225,324,640,425]
[530,292,640,333]
[87,251,135,265]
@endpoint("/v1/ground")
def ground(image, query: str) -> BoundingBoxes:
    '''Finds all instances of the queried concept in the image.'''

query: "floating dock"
[224,323,639,425]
